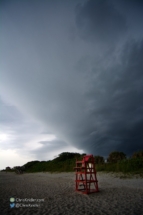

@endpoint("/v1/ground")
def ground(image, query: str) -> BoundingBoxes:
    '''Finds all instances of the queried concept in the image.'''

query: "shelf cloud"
[0,0,143,168]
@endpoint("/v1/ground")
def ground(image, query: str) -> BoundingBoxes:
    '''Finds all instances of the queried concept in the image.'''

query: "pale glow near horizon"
[0,133,9,142]
[0,146,84,170]
[0,149,31,170]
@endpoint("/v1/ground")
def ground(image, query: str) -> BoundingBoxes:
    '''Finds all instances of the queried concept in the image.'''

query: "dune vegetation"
[2,151,143,176]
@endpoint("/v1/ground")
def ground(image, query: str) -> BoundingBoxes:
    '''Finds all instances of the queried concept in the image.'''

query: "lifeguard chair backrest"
[83,154,94,163]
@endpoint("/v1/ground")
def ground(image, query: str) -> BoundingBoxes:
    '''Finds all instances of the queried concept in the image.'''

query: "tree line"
[2,150,143,175]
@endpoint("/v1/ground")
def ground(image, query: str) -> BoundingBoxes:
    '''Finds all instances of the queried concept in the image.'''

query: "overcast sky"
[0,0,143,169]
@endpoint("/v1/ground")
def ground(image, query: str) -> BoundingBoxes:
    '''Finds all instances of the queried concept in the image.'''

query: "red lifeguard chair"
[74,154,99,194]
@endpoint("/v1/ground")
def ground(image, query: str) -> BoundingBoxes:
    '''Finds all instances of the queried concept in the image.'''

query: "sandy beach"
[0,172,143,215]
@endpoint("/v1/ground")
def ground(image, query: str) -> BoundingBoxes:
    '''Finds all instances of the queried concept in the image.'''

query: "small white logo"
[10,197,15,202]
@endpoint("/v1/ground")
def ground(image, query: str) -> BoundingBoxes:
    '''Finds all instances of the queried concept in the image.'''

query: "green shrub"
[8,151,143,175]
[107,151,126,163]
[94,155,105,164]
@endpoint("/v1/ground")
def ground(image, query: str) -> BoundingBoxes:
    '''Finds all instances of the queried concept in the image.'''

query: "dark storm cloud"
[0,97,23,125]
[121,0,143,6]
[0,0,143,160]
[81,39,143,156]
[36,140,68,154]
[75,0,127,43]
